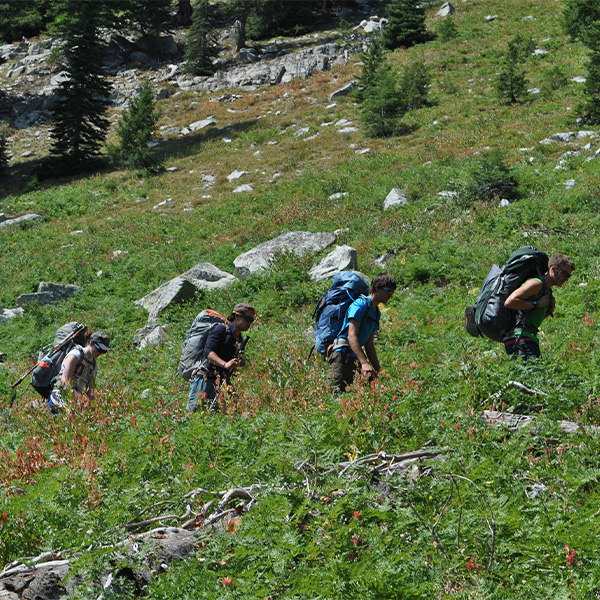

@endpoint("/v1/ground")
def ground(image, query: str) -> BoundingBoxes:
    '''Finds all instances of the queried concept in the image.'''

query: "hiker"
[186,303,255,413]
[48,331,112,415]
[503,253,574,361]
[328,273,396,392]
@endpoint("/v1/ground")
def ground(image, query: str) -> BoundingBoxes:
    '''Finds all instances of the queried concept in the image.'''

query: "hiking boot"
[465,305,481,337]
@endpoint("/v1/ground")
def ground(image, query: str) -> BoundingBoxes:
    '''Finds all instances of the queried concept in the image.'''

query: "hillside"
[2,0,600,598]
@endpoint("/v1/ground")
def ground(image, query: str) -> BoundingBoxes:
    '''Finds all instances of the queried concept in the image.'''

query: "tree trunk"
[175,0,193,26]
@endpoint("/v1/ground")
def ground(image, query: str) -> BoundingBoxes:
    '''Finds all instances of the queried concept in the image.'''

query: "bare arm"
[364,334,381,375]
[206,351,239,371]
[504,279,550,310]
[348,320,376,376]
[60,353,82,400]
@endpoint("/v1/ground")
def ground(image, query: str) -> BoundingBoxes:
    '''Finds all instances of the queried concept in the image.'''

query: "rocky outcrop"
[16,283,81,307]
[233,231,337,278]
[309,245,358,280]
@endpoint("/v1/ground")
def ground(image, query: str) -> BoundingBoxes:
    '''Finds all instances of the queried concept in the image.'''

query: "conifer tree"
[400,60,431,110]
[125,0,173,36]
[49,0,113,168]
[184,0,220,76]
[563,0,600,45]
[356,34,385,103]
[0,130,9,174]
[495,36,528,104]
[579,47,600,124]
[382,0,430,51]
[116,81,161,170]
[360,62,406,138]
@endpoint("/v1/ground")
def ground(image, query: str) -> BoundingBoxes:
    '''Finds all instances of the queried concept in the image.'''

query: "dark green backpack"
[472,246,549,342]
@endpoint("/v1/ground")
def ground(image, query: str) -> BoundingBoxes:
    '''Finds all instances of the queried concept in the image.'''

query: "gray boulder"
[0,307,25,324]
[234,231,337,278]
[309,245,358,280]
[384,188,408,210]
[180,262,236,291]
[136,277,198,323]
[16,282,81,307]
[437,2,455,17]
[133,325,169,350]
[0,214,43,228]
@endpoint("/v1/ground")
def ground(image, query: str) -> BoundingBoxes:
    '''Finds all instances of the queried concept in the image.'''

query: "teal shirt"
[510,278,551,343]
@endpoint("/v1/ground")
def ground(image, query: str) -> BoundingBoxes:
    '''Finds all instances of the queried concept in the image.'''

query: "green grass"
[2,0,600,597]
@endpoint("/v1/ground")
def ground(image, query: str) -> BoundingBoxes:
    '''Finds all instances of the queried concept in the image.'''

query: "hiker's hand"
[360,362,375,377]
[223,358,239,371]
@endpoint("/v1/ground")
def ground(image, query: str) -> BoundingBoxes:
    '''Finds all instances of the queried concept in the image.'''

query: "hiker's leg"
[201,378,219,412]
[328,351,358,392]
[517,338,541,361]
[504,338,541,361]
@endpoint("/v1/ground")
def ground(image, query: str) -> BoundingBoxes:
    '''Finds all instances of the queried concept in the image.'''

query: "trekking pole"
[7,323,87,421]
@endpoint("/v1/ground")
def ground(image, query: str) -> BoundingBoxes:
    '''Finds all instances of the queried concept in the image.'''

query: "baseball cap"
[90,331,112,352]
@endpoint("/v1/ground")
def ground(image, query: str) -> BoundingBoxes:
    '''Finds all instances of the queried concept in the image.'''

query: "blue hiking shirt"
[334,295,380,358]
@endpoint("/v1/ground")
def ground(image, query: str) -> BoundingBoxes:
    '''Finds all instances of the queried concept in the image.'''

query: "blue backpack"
[312,271,369,359]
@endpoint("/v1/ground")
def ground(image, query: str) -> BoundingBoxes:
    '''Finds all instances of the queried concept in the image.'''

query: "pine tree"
[0,131,9,174]
[495,36,528,104]
[563,0,600,45]
[360,62,406,138]
[579,48,600,124]
[437,16,458,42]
[184,0,220,76]
[124,0,173,37]
[116,81,161,169]
[400,60,431,110]
[382,0,430,51]
[356,34,385,102]
[49,0,113,168]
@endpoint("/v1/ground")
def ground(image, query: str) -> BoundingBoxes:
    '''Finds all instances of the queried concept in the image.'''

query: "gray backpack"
[30,322,87,394]
[177,310,226,381]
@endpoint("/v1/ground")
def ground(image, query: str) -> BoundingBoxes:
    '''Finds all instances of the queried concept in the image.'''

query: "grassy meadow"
[2,0,600,597]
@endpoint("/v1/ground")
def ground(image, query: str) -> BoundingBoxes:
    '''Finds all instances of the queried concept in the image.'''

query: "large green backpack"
[472,246,549,342]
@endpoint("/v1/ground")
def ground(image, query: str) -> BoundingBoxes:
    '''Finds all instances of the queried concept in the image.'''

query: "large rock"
[133,325,169,350]
[233,231,336,278]
[437,2,455,17]
[16,282,81,307]
[136,278,198,323]
[0,214,43,228]
[309,245,358,280]
[0,307,25,324]
[384,188,408,210]
[180,262,236,291]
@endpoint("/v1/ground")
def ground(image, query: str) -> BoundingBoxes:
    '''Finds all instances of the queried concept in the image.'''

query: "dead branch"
[484,410,600,434]
[483,380,548,409]
[445,473,496,573]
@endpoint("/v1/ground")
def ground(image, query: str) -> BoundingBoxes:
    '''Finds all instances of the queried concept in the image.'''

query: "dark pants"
[328,351,359,392]
[504,336,541,361]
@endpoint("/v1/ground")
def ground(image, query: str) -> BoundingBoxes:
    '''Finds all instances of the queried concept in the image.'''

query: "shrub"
[464,150,520,203]
[437,16,458,42]
[541,65,569,94]
[400,60,431,110]
[114,81,161,170]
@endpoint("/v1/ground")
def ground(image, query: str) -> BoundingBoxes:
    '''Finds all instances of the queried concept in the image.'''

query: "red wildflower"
[222,577,233,587]
[565,545,577,565]
[352,510,361,519]
[0,512,7,526]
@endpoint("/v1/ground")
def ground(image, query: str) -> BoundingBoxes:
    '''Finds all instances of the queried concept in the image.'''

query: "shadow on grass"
[0,117,260,203]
